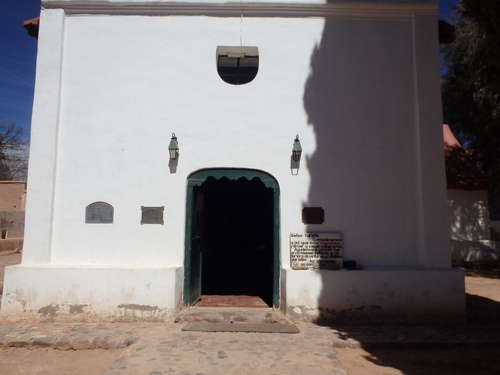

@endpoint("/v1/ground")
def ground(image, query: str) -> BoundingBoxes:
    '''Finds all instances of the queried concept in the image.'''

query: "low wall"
[451,239,500,268]
[2,264,466,323]
[281,267,466,323]
[0,265,184,322]
[0,211,25,239]
[0,238,23,252]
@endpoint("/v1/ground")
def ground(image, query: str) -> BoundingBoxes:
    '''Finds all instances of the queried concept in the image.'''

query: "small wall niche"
[85,201,114,223]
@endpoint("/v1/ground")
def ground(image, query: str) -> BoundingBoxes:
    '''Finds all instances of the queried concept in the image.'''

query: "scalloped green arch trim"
[187,168,279,190]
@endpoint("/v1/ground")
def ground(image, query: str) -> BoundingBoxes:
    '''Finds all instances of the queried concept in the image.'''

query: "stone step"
[174,307,293,325]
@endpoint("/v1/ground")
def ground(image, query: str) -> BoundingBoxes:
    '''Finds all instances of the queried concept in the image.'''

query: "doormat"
[182,322,300,333]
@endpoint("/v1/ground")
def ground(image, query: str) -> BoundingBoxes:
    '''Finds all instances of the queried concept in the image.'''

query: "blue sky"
[0,0,459,143]
[0,0,40,142]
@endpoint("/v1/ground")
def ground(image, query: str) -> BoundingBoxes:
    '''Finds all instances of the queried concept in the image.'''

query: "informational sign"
[290,233,343,270]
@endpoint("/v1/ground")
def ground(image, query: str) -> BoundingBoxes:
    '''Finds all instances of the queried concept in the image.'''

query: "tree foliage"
[441,0,500,195]
[0,119,28,181]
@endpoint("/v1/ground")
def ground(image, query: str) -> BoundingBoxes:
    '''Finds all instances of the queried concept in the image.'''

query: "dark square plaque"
[86,201,114,223]
[141,206,164,225]
[302,207,325,224]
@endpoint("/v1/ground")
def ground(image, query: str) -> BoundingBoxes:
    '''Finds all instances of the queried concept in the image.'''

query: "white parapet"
[0,265,183,322]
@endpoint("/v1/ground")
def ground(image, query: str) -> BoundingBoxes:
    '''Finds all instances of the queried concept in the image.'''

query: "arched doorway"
[184,169,280,308]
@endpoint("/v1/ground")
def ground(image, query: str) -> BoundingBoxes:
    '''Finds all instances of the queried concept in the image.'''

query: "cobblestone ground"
[0,322,348,375]
[1,319,500,374]
[105,323,346,375]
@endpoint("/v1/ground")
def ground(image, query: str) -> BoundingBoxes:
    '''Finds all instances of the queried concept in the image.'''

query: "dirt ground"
[1,251,500,375]
[0,348,121,375]
[334,346,500,375]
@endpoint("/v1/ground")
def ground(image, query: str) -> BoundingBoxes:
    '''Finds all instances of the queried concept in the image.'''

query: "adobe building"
[1,0,465,322]
[0,181,26,251]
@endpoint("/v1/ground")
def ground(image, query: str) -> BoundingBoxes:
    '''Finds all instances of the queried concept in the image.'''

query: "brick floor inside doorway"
[195,295,270,308]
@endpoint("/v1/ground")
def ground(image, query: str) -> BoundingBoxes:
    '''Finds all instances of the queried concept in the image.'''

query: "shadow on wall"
[445,143,492,243]
[303,6,422,268]
[299,6,500,375]
[302,3,423,323]
[451,239,499,268]
[444,128,499,266]
[448,196,490,241]
[448,191,499,267]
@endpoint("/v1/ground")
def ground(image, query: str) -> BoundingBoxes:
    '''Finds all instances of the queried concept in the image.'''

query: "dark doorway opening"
[194,176,274,306]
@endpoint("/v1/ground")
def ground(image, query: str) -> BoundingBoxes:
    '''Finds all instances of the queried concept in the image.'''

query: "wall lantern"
[292,135,302,162]
[168,133,179,160]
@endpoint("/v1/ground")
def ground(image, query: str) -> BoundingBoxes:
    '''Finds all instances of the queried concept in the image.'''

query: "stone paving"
[1,318,500,374]
[104,322,346,375]
[0,322,141,350]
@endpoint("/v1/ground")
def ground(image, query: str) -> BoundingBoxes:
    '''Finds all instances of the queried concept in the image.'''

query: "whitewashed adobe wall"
[444,124,499,266]
[448,189,491,242]
[1,0,465,322]
[448,189,499,265]
[0,181,26,251]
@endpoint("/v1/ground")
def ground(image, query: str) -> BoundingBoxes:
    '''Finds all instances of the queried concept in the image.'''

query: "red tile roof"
[23,17,39,39]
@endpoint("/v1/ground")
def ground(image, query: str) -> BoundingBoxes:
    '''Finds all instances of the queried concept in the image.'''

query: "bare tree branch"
[0,118,28,181]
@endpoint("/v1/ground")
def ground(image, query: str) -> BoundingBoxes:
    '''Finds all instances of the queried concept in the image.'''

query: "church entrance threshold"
[184,169,280,309]
[194,295,269,308]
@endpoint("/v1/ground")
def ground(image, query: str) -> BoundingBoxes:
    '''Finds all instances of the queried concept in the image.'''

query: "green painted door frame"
[183,168,281,308]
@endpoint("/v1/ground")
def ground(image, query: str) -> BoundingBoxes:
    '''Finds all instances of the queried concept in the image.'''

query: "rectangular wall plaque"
[290,233,343,270]
[302,207,325,224]
[141,206,164,225]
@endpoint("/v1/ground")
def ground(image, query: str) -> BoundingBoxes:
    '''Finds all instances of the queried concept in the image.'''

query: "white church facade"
[1,0,465,322]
